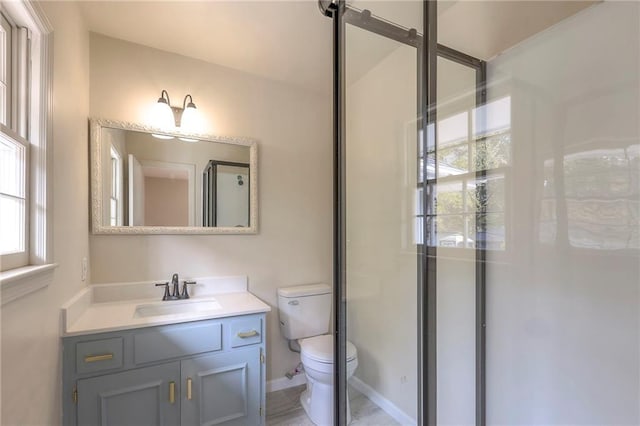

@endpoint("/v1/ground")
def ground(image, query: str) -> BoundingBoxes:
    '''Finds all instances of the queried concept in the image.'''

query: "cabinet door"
[181,347,262,426]
[77,361,181,426]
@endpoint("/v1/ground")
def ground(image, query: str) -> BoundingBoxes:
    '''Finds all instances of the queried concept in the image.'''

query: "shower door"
[331,2,423,424]
[325,1,486,424]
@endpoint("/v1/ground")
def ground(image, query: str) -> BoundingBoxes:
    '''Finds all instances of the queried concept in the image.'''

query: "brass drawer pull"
[169,381,176,404]
[187,377,193,400]
[84,353,114,363]
[237,330,259,339]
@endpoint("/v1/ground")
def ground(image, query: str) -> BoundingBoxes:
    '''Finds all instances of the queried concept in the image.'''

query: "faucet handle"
[155,282,171,300]
[181,280,197,299]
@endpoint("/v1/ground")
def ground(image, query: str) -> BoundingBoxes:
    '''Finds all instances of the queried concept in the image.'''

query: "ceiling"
[79,1,597,94]
[79,1,334,94]
[438,0,597,61]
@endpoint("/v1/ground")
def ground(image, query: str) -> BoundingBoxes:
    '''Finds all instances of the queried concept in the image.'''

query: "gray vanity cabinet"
[77,361,181,426]
[181,347,261,425]
[63,314,266,426]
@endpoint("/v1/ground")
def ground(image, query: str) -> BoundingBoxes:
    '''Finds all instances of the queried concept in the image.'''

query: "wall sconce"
[152,90,200,142]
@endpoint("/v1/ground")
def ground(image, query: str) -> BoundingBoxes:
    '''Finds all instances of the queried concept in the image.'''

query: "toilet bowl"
[299,335,358,425]
[277,284,358,425]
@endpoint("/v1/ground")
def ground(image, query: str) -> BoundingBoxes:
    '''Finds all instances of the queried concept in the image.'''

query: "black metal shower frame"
[201,160,250,227]
[322,1,487,424]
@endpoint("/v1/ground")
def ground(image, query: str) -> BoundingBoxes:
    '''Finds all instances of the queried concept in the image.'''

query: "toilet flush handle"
[288,300,299,305]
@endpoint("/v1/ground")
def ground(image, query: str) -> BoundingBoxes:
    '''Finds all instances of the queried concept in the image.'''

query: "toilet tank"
[277,284,331,340]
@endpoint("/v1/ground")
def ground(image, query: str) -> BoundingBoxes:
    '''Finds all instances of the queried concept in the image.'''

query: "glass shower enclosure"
[323,0,639,425]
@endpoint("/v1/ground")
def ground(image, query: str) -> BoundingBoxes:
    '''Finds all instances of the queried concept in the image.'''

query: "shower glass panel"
[434,54,482,426]
[341,1,423,423]
[436,1,640,425]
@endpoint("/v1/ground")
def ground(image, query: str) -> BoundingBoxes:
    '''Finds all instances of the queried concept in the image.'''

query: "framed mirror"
[90,119,258,234]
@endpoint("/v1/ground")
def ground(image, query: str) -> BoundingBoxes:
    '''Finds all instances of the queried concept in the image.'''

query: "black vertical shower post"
[421,1,438,425]
[475,61,488,426]
[416,42,427,425]
[322,0,348,424]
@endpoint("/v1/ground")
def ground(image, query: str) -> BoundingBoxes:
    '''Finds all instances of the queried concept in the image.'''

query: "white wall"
[89,34,332,382]
[1,2,90,424]
[484,2,639,424]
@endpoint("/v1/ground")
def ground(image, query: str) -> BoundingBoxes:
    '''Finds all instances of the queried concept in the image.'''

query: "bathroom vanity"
[61,277,269,426]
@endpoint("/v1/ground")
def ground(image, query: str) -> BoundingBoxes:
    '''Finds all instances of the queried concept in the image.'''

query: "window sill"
[0,263,58,305]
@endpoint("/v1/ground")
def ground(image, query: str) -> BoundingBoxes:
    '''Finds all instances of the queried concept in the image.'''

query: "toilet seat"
[300,335,357,363]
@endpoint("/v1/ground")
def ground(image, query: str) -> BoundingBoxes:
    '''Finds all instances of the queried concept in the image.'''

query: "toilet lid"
[300,335,357,363]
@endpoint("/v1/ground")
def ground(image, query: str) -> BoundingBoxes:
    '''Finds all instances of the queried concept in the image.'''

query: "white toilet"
[277,284,358,426]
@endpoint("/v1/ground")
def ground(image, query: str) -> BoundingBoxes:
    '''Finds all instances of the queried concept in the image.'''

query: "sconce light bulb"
[180,103,200,134]
[152,98,175,131]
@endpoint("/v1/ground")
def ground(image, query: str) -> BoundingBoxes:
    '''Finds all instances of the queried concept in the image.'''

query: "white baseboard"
[349,376,416,426]
[267,374,307,393]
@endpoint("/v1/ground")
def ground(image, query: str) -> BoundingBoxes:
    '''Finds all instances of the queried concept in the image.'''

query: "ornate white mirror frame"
[90,118,258,234]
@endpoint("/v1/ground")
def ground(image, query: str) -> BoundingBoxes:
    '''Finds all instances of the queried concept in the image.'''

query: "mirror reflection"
[92,120,257,234]
[202,161,250,227]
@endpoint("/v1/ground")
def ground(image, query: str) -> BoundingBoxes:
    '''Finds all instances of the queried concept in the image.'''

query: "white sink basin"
[134,298,222,318]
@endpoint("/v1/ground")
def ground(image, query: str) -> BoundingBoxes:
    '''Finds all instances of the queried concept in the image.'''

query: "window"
[416,96,511,251]
[1,12,13,126]
[109,147,123,226]
[0,130,28,263]
[0,2,54,304]
[1,10,30,270]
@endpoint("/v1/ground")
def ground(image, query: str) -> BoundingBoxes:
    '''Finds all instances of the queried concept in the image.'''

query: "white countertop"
[62,276,271,337]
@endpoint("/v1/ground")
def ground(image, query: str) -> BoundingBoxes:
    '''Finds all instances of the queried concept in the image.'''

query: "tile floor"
[266,384,401,426]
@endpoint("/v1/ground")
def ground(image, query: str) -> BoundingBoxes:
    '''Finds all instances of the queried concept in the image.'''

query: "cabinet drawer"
[134,321,222,365]
[230,317,263,348]
[76,337,123,375]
